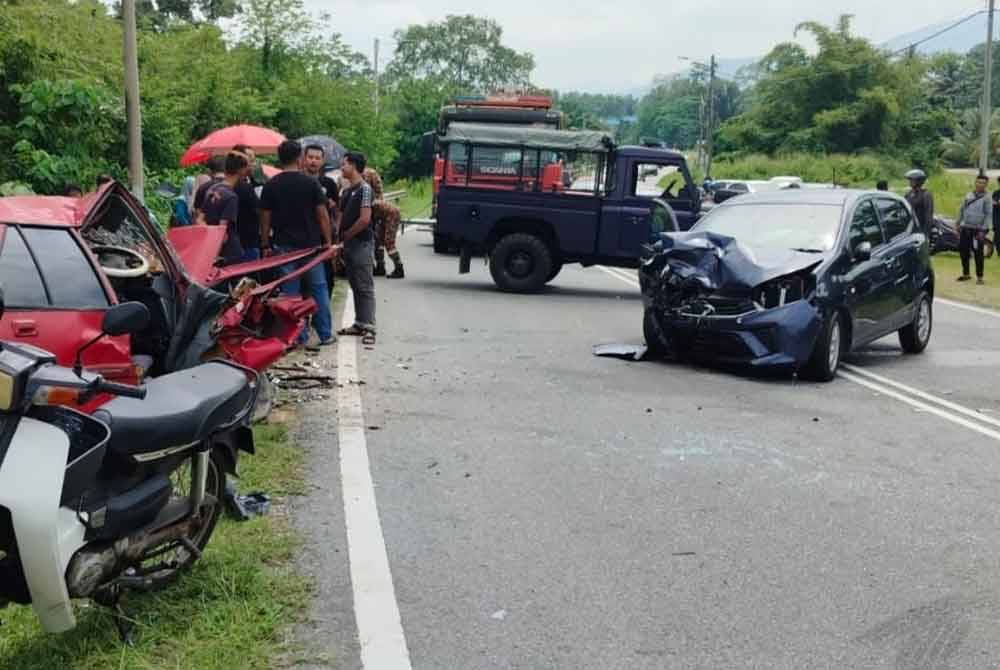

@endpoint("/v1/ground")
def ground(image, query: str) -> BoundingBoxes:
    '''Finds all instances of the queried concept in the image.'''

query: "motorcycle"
[0,292,258,641]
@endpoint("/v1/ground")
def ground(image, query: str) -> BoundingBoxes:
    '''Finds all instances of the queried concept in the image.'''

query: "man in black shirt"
[201,151,247,264]
[336,151,376,342]
[259,140,335,346]
[192,155,226,224]
[231,144,261,261]
[303,144,341,241]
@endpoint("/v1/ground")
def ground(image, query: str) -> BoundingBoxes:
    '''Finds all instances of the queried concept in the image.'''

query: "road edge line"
[337,291,413,670]
[936,297,1000,319]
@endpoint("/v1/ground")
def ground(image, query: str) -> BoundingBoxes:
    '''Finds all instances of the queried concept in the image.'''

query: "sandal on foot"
[337,325,365,336]
[361,330,376,346]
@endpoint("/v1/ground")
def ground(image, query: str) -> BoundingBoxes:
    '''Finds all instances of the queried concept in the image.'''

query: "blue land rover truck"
[433,123,702,293]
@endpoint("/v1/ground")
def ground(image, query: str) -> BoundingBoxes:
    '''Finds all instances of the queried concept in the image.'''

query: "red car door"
[0,224,134,391]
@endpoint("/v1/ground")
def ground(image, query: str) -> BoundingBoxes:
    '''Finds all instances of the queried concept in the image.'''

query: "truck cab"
[434,123,701,293]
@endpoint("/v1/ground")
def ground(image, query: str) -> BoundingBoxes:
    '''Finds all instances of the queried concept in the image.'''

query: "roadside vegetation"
[0,423,309,670]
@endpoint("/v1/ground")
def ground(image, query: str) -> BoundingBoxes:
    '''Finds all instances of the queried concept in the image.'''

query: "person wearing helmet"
[904,169,934,233]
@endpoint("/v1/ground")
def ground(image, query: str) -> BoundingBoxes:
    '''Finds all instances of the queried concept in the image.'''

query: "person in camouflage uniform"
[363,167,405,278]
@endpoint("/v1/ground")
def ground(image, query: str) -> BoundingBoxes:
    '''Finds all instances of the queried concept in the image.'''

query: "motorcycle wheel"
[143,450,225,590]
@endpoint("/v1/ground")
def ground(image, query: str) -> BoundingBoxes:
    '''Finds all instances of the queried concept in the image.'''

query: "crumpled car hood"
[643,231,823,295]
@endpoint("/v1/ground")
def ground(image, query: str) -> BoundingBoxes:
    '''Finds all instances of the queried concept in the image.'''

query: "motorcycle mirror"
[102,302,150,336]
[73,303,150,377]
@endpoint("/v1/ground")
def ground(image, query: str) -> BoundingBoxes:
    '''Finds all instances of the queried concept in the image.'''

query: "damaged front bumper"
[648,299,823,368]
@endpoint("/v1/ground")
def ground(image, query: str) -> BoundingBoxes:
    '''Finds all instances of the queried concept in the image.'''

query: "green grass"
[0,423,309,670]
[932,251,1000,310]
[388,177,432,220]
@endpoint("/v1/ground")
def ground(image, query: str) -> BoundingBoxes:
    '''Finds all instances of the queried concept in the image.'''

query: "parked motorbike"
[0,292,258,641]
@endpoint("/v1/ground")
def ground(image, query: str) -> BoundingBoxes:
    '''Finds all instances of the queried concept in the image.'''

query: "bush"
[709,152,908,187]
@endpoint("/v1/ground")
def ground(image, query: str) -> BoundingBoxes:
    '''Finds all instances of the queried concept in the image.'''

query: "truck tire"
[489,233,553,293]
[433,233,450,254]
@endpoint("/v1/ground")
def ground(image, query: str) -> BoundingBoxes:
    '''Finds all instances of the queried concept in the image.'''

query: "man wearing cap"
[904,169,934,234]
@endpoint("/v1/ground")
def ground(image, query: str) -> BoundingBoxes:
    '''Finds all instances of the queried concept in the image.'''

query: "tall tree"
[386,15,534,92]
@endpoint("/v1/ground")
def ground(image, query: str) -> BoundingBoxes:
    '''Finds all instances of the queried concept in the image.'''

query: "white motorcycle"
[0,294,257,641]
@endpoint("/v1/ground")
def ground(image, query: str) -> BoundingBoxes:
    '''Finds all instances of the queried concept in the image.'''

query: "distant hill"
[881,12,994,55]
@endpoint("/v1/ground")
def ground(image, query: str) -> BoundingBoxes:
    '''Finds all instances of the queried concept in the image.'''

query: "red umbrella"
[180,124,287,167]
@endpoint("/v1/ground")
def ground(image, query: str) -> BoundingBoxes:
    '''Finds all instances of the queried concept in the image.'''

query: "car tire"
[800,312,843,382]
[643,309,670,357]
[489,233,553,293]
[899,292,932,354]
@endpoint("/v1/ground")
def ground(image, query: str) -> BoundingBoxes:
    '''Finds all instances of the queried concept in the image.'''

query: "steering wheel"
[91,245,150,279]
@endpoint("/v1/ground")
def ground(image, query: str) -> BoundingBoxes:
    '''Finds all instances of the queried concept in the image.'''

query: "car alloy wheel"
[916,298,931,344]
[827,317,841,373]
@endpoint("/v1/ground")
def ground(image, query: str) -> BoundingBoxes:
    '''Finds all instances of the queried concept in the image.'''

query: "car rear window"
[0,226,48,308]
[0,226,109,309]
[21,227,109,308]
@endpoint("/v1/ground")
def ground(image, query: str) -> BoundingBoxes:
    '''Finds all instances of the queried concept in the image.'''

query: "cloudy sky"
[302,0,985,92]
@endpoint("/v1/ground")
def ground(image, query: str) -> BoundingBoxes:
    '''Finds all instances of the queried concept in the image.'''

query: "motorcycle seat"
[93,362,253,458]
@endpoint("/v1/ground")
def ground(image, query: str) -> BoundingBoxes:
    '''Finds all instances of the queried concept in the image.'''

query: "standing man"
[231,145,261,261]
[303,144,342,238]
[200,151,247,265]
[259,140,336,347]
[337,152,376,343]
[904,169,934,234]
[363,167,405,279]
[193,155,227,224]
[992,176,1000,248]
[956,173,993,285]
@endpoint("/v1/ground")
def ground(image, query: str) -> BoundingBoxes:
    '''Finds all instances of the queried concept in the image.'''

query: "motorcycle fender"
[212,426,255,477]
[0,418,87,633]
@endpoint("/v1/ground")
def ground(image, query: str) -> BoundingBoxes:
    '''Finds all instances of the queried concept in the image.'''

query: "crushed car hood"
[645,231,823,294]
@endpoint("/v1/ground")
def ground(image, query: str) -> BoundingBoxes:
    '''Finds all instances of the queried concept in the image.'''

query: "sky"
[303,0,987,93]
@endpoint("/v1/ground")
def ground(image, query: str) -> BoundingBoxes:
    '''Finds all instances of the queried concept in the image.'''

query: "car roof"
[0,187,112,228]
[717,188,897,208]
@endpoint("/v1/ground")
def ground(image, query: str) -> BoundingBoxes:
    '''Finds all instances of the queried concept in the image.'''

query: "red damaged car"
[0,181,334,410]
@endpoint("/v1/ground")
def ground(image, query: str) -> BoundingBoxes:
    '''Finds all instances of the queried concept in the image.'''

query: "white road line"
[842,363,1000,432]
[597,265,639,287]
[596,264,1000,442]
[839,370,1000,442]
[337,292,412,670]
[936,297,1000,320]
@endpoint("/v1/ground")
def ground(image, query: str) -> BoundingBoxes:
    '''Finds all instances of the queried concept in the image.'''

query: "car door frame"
[841,196,895,347]
[873,195,923,332]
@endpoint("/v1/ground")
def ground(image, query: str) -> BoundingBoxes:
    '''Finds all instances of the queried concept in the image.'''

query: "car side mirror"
[102,302,150,336]
[854,241,872,261]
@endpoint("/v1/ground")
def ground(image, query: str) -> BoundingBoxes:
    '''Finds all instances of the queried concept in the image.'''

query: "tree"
[115,0,240,30]
[386,15,534,92]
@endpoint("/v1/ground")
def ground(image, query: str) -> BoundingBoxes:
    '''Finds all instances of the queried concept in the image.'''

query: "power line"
[892,7,988,55]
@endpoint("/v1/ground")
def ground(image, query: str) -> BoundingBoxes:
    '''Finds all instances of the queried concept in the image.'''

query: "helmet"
[905,169,927,183]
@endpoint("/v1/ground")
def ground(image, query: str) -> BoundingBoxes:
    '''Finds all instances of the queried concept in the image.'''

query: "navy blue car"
[639,190,934,381]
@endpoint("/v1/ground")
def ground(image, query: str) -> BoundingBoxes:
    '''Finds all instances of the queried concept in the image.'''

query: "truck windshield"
[692,203,842,253]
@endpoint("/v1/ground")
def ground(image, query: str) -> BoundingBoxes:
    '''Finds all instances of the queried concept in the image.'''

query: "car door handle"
[12,320,37,337]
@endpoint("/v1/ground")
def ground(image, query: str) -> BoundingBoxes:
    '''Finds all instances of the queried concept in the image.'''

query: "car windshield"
[692,203,842,253]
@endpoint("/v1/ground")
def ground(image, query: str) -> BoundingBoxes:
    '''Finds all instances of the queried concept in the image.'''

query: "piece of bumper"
[651,299,823,368]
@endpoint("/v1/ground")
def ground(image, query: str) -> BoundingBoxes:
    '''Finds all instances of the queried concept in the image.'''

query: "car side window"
[876,198,912,240]
[20,227,109,308]
[0,226,49,308]
[848,200,884,251]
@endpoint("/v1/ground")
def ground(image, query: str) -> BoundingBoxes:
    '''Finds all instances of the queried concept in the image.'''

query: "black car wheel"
[643,309,670,357]
[800,312,843,382]
[899,292,932,354]
[489,233,553,293]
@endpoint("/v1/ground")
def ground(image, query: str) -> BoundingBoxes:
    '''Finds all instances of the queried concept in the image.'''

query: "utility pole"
[122,0,144,202]
[373,37,380,121]
[705,54,717,180]
[981,0,995,174]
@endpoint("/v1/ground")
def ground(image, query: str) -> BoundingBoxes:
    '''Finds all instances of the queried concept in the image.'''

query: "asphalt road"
[325,231,1000,670]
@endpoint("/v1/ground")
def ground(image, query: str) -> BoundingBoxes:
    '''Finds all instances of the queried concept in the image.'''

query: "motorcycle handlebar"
[96,380,147,400]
